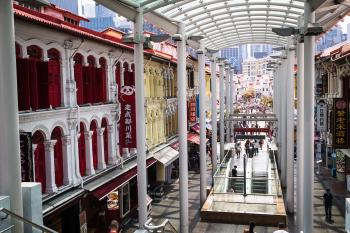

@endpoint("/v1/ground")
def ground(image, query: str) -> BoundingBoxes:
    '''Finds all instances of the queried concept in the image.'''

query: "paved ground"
[123,148,346,233]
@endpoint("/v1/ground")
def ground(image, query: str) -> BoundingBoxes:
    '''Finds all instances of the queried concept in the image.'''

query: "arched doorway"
[101,118,109,165]
[51,127,63,188]
[90,120,98,169]
[79,122,86,176]
[74,53,84,105]
[32,130,46,193]
[48,48,61,108]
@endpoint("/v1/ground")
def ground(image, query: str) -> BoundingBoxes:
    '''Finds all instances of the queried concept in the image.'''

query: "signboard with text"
[119,86,137,148]
[188,99,197,123]
[333,98,348,149]
[234,128,270,133]
[20,132,33,182]
[317,100,327,132]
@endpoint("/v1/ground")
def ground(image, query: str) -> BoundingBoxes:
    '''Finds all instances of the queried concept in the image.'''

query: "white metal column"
[177,22,189,233]
[0,1,23,231]
[230,69,234,140]
[210,56,218,178]
[225,66,230,142]
[303,2,315,232]
[198,41,207,206]
[286,47,295,213]
[219,63,225,162]
[280,59,287,187]
[296,36,305,232]
[134,8,147,228]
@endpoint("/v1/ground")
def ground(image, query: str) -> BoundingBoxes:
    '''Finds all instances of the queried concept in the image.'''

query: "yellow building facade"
[144,60,178,148]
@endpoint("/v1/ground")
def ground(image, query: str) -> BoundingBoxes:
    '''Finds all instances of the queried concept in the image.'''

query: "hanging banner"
[234,128,270,133]
[316,100,327,132]
[119,86,137,148]
[20,132,33,182]
[333,98,348,149]
[188,99,197,123]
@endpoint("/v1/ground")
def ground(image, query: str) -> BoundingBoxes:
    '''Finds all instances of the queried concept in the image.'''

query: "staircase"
[143,218,178,233]
[251,179,268,194]
[232,178,244,193]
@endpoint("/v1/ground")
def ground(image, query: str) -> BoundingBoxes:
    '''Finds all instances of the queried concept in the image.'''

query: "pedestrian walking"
[235,142,241,159]
[243,221,256,233]
[259,139,263,150]
[231,165,238,190]
[273,222,288,233]
[109,220,120,233]
[254,140,259,155]
[323,188,334,223]
[245,140,250,155]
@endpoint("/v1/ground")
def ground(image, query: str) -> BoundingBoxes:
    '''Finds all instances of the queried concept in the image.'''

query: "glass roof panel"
[154,0,304,49]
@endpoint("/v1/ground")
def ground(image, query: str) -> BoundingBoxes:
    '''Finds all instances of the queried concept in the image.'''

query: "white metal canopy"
[95,0,350,50]
[155,0,304,49]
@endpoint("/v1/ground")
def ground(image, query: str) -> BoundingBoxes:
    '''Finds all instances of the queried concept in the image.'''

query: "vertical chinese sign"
[316,100,327,132]
[333,98,348,149]
[119,86,137,149]
[20,132,33,182]
[188,98,197,123]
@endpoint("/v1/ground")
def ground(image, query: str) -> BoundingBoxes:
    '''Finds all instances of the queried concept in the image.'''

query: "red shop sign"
[333,98,348,149]
[188,100,197,123]
[119,86,137,148]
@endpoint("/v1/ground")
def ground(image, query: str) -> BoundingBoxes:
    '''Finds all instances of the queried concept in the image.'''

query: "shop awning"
[187,133,208,145]
[91,158,157,200]
[154,146,179,167]
[170,133,208,148]
[191,123,212,134]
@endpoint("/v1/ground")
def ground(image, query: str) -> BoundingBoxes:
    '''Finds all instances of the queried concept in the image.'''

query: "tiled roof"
[13,4,178,62]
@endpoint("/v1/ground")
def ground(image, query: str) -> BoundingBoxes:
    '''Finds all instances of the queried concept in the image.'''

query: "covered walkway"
[1,0,350,232]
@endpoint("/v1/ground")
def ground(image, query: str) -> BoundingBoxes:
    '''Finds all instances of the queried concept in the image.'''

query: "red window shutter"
[34,142,46,193]
[90,67,97,103]
[48,60,61,108]
[16,58,31,110]
[115,64,121,95]
[28,59,39,110]
[36,61,49,109]
[96,67,107,102]
[104,127,108,164]
[79,131,86,176]
[92,129,98,169]
[75,63,84,105]
[54,138,63,187]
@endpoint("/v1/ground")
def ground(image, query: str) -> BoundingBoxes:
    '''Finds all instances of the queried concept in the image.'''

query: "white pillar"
[225,67,230,142]
[230,70,234,140]
[280,59,287,187]
[44,140,58,193]
[198,41,207,206]
[296,36,305,232]
[84,131,95,175]
[303,3,315,232]
[210,56,218,178]
[63,41,74,107]
[219,63,225,162]
[107,124,117,164]
[177,22,189,233]
[97,127,106,169]
[0,2,23,231]
[62,135,73,185]
[134,8,148,228]
[286,48,295,213]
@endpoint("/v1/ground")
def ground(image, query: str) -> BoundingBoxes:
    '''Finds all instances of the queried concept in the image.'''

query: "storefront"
[84,158,156,232]
[154,146,179,184]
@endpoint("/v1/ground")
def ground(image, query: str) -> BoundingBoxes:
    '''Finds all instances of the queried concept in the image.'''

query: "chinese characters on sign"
[20,132,33,182]
[333,98,348,149]
[317,100,327,132]
[189,99,197,123]
[119,86,137,148]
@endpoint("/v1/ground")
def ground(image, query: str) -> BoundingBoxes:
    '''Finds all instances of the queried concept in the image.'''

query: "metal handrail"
[165,220,178,233]
[0,208,57,233]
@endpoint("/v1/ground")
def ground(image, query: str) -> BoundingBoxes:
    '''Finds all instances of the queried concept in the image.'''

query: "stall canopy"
[91,158,157,200]
[187,132,209,145]
[154,146,179,167]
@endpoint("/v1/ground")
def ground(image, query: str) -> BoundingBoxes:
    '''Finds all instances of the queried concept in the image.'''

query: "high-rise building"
[316,25,345,53]
[347,23,350,41]
[49,0,78,13]
[219,45,247,73]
